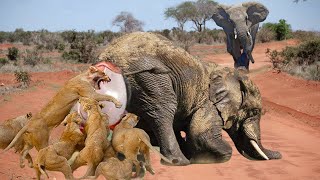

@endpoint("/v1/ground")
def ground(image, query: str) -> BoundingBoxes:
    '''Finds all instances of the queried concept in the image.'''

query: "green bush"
[7,47,19,61]
[62,50,80,61]
[0,58,9,66]
[14,70,31,87]
[261,19,292,41]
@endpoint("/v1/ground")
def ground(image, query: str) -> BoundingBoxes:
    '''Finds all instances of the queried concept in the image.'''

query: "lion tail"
[139,134,172,164]
[4,125,28,152]
[38,163,49,179]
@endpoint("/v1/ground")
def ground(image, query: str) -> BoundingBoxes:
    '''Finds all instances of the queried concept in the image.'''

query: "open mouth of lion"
[94,77,111,89]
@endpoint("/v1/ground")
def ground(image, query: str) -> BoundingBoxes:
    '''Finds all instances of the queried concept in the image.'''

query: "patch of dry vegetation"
[266,38,320,81]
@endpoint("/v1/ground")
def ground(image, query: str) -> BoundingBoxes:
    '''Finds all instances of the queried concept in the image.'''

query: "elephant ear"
[212,5,233,33]
[243,2,269,25]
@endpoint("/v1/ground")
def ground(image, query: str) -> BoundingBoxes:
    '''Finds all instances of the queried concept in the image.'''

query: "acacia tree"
[164,0,217,32]
[112,11,144,33]
[190,0,218,32]
[164,2,194,31]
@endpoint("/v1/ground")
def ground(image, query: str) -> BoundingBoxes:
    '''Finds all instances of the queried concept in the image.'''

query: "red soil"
[1,39,320,179]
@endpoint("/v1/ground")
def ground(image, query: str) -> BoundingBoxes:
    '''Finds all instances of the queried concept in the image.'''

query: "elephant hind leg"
[189,102,232,164]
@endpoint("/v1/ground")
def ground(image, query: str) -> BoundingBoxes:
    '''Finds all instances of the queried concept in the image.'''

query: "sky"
[0,0,319,32]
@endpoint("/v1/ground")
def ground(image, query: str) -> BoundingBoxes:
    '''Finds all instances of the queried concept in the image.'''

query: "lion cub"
[5,66,122,168]
[70,97,110,178]
[33,112,84,180]
[0,113,32,168]
[112,113,172,176]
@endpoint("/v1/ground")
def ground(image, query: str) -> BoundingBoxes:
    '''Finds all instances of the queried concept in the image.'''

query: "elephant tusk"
[250,140,269,160]
[247,31,251,37]
[234,28,237,39]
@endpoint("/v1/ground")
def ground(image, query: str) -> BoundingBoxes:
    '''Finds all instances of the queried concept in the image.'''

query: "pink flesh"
[72,66,127,126]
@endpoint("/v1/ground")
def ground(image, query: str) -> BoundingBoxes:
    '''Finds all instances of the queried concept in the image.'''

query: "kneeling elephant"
[96,32,281,165]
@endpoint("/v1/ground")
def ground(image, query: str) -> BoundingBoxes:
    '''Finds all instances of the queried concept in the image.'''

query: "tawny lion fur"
[0,113,32,168]
[69,97,111,178]
[34,112,85,180]
[88,157,136,180]
[112,113,172,176]
[5,66,122,168]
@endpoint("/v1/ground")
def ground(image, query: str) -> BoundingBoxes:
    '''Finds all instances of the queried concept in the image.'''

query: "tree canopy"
[112,11,144,33]
[164,0,217,32]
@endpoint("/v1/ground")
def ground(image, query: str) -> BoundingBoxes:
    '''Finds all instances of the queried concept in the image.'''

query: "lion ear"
[26,112,32,118]
[61,114,71,126]
[89,66,98,73]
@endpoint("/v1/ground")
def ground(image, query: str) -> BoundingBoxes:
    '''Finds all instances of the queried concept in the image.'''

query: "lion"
[33,112,85,180]
[112,113,172,176]
[87,157,146,180]
[0,113,33,168]
[5,66,122,168]
[69,97,111,178]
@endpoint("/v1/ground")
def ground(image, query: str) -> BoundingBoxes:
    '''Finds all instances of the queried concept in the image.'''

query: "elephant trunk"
[236,27,254,69]
[227,114,282,160]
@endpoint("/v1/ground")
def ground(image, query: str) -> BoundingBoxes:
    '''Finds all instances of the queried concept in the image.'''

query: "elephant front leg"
[147,110,190,166]
[189,102,232,164]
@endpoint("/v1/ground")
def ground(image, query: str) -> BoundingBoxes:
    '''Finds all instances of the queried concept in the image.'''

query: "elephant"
[96,32,281,165]
[212,2,269,70]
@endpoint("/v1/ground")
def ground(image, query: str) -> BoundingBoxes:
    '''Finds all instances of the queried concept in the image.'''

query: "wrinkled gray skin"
[212,2,269,70]
[98,32,281,166]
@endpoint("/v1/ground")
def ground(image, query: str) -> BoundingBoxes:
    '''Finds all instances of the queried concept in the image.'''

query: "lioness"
[70,97,111,178]
[87,157,143,180]
[0,113,32,168]
[5,66,122,168]
[34,112,85,180]
[112,113,172,176]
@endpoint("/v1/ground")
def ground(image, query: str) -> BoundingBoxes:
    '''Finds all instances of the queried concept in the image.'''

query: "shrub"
[62,50,80,61]
[261,19,292,41]
[95,30,121,45]
[257,26,276,43]
[7,47,19,61]
[23,49,42,66]
[265,39,320,80]
[0,58,9,66]
[63,31,98,63]
[170,29,196,53]
[0,31,10,43]
[33,30,64,51]
[56,42,66,52]
[292,30,320,42]
[14,70,31,87]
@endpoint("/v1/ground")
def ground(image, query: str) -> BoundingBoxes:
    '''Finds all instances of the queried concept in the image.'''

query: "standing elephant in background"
[96,32,281,166]
[212,2,269,70]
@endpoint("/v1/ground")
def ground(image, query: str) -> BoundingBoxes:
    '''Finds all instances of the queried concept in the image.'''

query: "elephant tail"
[139,134,172,164]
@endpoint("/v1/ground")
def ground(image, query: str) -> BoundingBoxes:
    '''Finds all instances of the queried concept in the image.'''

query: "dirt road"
[0,40,319,179]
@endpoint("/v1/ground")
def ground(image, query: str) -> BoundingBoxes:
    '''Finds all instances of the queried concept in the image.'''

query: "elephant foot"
[160,155,190,166]
[190,152,232,164]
